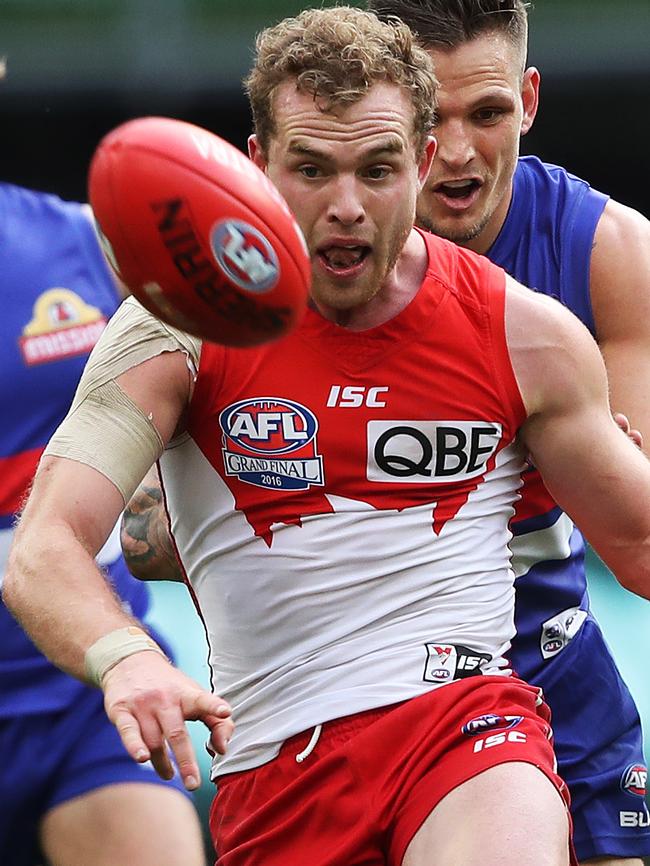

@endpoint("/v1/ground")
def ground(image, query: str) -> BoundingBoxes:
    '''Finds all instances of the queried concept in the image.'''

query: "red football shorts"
[210,676,573,866]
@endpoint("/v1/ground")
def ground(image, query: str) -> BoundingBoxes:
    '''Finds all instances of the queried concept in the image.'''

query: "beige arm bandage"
[43,297,202,504]
[84,626,169,687]
[46,380,164,504]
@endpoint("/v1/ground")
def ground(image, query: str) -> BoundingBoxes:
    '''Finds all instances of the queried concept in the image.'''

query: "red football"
[88,116,310,347]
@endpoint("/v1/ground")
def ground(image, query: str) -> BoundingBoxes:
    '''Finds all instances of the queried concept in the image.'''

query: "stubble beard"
[415,208,492,247]
[313,218,413,314]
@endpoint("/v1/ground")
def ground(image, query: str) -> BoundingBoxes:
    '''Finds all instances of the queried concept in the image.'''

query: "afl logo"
[211,220,279,294]
[621,764,647,798]
[220,398,317,455]
[462,714,523,737]
[219,397,324,491]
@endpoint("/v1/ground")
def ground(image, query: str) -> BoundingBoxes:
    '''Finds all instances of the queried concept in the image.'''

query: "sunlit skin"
[417,32,539,254]
[249,81,436,329]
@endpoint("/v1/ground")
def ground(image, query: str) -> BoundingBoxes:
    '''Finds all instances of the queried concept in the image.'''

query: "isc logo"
[211,220,279,293]
[327,385,389,408]
[472,730,527,753]
[367,420,502,484]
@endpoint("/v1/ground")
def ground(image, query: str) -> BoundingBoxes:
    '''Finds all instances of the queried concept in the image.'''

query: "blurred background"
[1,0,649,212]
[2,0,648,854]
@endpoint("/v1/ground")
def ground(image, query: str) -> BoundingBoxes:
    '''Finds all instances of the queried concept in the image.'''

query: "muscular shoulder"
[504,276,608,418]
[591,200,650,341]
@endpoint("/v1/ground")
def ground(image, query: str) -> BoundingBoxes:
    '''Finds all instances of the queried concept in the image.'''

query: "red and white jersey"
[159,230,529,776]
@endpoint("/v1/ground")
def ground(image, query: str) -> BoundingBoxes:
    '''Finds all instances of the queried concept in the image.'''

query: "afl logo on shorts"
[210,220,279,294]
[621,763,647,798]
[462,714,523,737]
[219,397,324,491]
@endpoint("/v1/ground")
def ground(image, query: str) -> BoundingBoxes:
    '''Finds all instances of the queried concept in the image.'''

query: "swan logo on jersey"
[462,714,523,736]
[19,289,108,366]
[367,420,502,483]
[423,644,491,683]
[621,764,647,798]
[219,397,324,490]
[540,607,587,659]
[211,220,279,294]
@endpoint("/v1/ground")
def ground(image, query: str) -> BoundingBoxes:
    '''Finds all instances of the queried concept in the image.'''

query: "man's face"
[250,81,435,318]
[417,32,539,254]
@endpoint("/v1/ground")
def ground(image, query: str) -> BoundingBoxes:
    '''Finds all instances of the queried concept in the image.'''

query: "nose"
[326,174,365,226]
[435,120,476,170]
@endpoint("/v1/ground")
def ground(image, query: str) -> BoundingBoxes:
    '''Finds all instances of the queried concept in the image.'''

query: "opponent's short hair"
[245,6,437,157]
[366,0,529,53]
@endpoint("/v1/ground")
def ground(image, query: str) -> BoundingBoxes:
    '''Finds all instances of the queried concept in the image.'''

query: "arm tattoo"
[121,481,184,582]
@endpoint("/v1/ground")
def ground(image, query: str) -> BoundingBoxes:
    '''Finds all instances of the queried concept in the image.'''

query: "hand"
[613,412,643,450]
[102,651,233,790]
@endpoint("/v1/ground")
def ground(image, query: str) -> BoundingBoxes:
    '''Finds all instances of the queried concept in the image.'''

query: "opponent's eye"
[365,165,391,180]
[474,108,504,124]
[299,165,322,179]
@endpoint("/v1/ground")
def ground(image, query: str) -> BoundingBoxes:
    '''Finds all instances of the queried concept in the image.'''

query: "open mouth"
[318,244,371,274]
[435,179,481,202]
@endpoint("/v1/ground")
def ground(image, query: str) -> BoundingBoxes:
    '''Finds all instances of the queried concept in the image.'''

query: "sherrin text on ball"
[88,116,310,346]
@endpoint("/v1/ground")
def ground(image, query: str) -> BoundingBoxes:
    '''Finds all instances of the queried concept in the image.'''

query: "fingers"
[108,687,233,791]
[613,412,643,450]
[140,706,176,781]
[111,707,152,764]
[204,713,235,755]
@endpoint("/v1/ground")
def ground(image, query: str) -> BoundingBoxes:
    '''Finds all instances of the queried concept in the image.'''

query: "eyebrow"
[287,137,405,162]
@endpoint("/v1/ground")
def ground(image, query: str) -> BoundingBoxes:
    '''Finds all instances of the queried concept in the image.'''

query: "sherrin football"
[88,116,310,347]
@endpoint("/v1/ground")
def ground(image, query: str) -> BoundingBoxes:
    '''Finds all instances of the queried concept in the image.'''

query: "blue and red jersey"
[488,156,609,681]
[0,183,150,715]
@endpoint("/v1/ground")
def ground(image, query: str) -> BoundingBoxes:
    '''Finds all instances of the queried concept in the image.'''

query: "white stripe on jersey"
[510,512,574,579]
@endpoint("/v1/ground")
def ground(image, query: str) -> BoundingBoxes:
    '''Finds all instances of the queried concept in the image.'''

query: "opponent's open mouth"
[435,179,481,200]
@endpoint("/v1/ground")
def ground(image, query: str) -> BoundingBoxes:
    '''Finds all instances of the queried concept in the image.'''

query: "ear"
[521,67,540,137]
[248,134,268,171]
[418,135,437,189]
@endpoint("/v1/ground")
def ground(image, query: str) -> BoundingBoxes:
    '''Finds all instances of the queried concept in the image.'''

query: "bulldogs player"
[365,2,650,862]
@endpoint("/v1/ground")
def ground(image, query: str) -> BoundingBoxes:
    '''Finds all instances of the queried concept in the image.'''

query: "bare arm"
[121,464,184,583]
[590,200,650,447]
[3,347,231,788]
[507,277,650,598]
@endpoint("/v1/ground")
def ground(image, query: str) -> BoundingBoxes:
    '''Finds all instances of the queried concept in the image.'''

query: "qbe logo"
[366,420,501,484]
[210,220,279,293]
[219,397,324,491]
[621,763,647,798]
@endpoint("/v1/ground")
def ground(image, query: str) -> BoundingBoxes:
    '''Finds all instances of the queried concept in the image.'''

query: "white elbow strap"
[85,626,168,687]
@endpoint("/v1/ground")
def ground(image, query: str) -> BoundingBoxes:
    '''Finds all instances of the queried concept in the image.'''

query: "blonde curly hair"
[245,6,437,156]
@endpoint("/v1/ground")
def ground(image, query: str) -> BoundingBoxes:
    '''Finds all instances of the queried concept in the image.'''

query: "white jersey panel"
[160,434,525,776]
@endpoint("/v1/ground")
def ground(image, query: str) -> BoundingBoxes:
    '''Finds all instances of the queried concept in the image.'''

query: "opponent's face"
[417,32,539,254]
[250,81,435,320]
